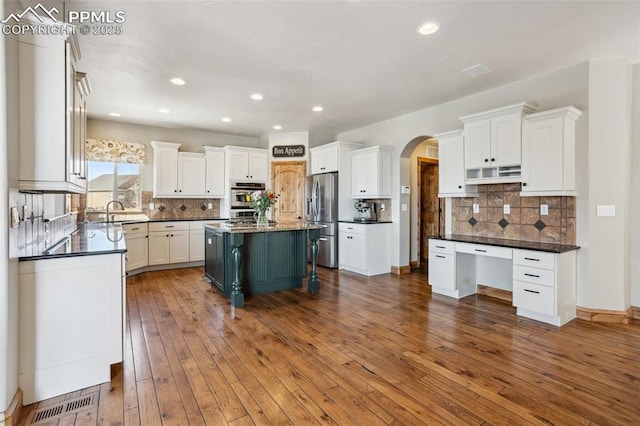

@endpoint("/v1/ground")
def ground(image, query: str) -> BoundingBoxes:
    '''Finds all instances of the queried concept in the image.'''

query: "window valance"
[86,138,146,164]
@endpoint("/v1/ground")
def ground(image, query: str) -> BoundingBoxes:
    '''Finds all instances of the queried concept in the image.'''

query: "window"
[86,161,141,211]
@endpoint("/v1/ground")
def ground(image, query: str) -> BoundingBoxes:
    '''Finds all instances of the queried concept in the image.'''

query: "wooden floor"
[19,266,640,425]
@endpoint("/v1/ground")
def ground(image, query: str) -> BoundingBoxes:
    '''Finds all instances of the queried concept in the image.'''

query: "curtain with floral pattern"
[85,138,146,164]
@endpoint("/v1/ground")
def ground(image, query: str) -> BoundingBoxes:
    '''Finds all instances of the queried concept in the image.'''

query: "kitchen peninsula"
[204,223,322,307]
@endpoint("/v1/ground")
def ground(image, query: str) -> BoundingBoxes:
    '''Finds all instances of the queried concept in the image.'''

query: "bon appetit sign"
[272,145,305,158]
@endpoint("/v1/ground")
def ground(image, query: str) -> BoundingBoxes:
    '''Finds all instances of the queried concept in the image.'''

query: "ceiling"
[68,0,640,138]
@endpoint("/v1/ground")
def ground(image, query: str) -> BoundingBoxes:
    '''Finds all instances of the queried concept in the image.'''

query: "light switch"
[473,203,480,214]
[503,204,510,215]
[149,202,155,210]
[540,204,549,215]
[208,203,213,209]
[596,205,616,217]
[401,186,411,194]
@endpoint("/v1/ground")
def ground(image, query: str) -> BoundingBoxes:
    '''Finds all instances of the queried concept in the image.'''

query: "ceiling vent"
[461,64,492,78]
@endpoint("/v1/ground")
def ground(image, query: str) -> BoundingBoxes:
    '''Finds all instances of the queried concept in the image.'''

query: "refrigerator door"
[305,173,338,223]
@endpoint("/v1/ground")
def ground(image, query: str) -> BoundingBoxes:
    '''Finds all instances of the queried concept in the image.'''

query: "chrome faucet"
[106,200,124,223]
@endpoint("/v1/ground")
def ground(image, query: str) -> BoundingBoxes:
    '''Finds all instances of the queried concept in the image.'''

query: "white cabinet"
[310,143,339,174]
[150,141,180,197]
[123,223,148,273]
[338,222,390,276]
[460,103,536,184]
[19,253,125,404]
[189,220,213,262]
[226,147,268,182]
[427,239,476,299]
[178,152,206,196]
[18,28,88,194]
[70,71,90,191]
[512,249,577,326]
[435,130,477,198]
[351,146,392,198]
[521,107,582,196]
[148,222,190,265]
[202,147,225,197]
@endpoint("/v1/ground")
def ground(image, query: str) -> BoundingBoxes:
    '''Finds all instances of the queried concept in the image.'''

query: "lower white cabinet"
[338,222,390,276]
[19,253,125,404]
[189,221,210,262]
[428,239,476,298]
[148,222,190,265]
[123,223,148,272]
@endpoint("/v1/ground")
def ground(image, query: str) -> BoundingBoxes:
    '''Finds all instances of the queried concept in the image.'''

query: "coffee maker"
[354,200,378,222]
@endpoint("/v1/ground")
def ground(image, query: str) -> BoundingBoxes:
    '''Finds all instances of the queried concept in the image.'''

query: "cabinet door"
[178,153,206,196]
[491,112,522,166]
[363,150,379,196]
[205,150,225,197]
[154,148,178,197]
[438,135,465,194]
[464,120,491,169]
[338,231,351,267]
[323,144,339,173]
[521,117,564,193]
[169,230,190,263]
[428,252,455,290]
[148,232,170,265]
[310,148,325,175]
[125,235,148,272]
[248,151,268,181]
[349,233,366,270]
[189,229,204,262]
[228,151,249,181]
[351,154,366,196]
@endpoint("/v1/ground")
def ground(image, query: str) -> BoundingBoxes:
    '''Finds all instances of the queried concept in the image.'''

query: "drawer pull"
[435,255,446,259]
[474,249,487,253]
[435,245,446,249]
[166,225,175,228]
[524,289,540,294]
[132,227,140,231]
[524,257,540,262]
[524,273,540,278]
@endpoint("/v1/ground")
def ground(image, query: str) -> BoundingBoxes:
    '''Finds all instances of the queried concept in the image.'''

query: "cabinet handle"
[524,257,539,262]
[166,234,169,237]
[524,289,540,294]
[484,158,489,162]
[319,238,328,241]
[179,190,182,192]
[170,234,174,237]
[166,225,175,228]
[524,273,540,278]
[435,245,446,249]
[207,190,210,193]
[522,182,527,187]
[435,255,445,259]
[174,189,177,192]
[132,227,139,231]
[491,158,495,162]
[145,235,148,238]
[347,227,353,230]
[474,249,487,253]
[458,185,462,189]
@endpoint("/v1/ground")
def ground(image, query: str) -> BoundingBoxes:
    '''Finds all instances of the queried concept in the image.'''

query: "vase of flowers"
[248,189,279,226]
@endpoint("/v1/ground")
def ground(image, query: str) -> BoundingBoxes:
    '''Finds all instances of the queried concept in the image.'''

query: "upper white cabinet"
[521,107,582,196]
[150,141,180,197]
[351,146,392,198]
[435,130,477,198]
[460,103,536,184]
[178,152,206,196]
[310,143,339,174]
[226,147,268,182]
[202,147,225,197]
[18,27,89,194]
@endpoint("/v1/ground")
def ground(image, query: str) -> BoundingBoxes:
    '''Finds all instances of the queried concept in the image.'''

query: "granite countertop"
[437,234,580,253]
[339,220,393,224]
[115,216,227,224]
[19,222,128,261]
[205,222,324,234]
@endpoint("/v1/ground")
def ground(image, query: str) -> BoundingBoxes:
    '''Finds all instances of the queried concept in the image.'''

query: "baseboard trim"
[1,388,23,426]
[390,265,411,275]
[631,306,640,321]
[477,285,512,303]
[126,261,204,277]
[576,307,631,324]
[410,260,419,269]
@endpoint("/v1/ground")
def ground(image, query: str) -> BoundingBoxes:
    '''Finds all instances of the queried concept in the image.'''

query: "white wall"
[338,62,589,270]
[268,131,309,163]
[630,63,640,307]
[87,118,259,191]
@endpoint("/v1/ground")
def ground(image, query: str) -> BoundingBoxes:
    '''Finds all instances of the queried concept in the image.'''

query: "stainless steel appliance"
[229,181,265,218]
[354,200,378,223]
[306,172,338,268]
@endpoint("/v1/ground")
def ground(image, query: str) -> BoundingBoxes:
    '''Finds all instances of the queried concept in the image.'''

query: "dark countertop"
[339,220,393,224]
[435,234,579,253]
[205,223,324,234]
[116,216,227,224]
[19,222,128,261]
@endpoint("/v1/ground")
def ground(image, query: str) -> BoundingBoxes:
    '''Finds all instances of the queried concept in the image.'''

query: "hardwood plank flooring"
[18,266,640,425]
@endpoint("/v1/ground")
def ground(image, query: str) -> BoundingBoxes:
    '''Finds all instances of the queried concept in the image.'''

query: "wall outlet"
[401,186,411,194]
[540,204,549,215]
[208,203,213,209]
[503,204,510,214]
[473,203,480,214]
[380,203,385,211]
[149,202,155,210]
[596,205,616,216]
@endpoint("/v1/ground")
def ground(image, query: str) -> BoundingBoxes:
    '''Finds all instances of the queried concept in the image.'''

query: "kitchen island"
[204,223,322,307]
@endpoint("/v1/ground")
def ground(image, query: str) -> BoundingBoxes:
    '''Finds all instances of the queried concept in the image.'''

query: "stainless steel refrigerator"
[306,172,338,268]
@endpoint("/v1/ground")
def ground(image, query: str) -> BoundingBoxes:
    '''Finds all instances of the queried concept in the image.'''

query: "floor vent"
[28,392,98,424]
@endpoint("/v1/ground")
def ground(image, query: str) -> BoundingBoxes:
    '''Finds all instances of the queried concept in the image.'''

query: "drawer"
[339,222,365,234]
[148,221,190,232]
[513,280,555,316]
[122,223,148,236]
[189,220,223,230]
[429,239,454,254]
[513,249,555,270]
[455,242,512,259]
[513,265,555,287]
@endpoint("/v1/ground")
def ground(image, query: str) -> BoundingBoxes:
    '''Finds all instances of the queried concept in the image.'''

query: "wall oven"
[229,181,265,217]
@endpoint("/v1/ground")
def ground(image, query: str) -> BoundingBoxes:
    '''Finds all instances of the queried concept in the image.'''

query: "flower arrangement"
[249,189,279,225]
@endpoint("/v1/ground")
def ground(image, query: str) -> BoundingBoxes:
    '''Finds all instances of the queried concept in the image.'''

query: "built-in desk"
[428,235,579,326]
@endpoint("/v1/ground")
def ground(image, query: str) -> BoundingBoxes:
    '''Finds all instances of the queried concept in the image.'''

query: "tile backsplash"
[451,183,575,245]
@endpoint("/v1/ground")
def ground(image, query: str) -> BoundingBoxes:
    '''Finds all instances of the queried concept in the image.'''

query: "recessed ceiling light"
[108,112,121,117]
[221,117,231,123]
[417,21,439,35]
[170,78,186,86]
[158,108,171,114]
[312,106,324,112]
[461,64,492,78]
[250,93,263,101]
[272,125,282,130]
